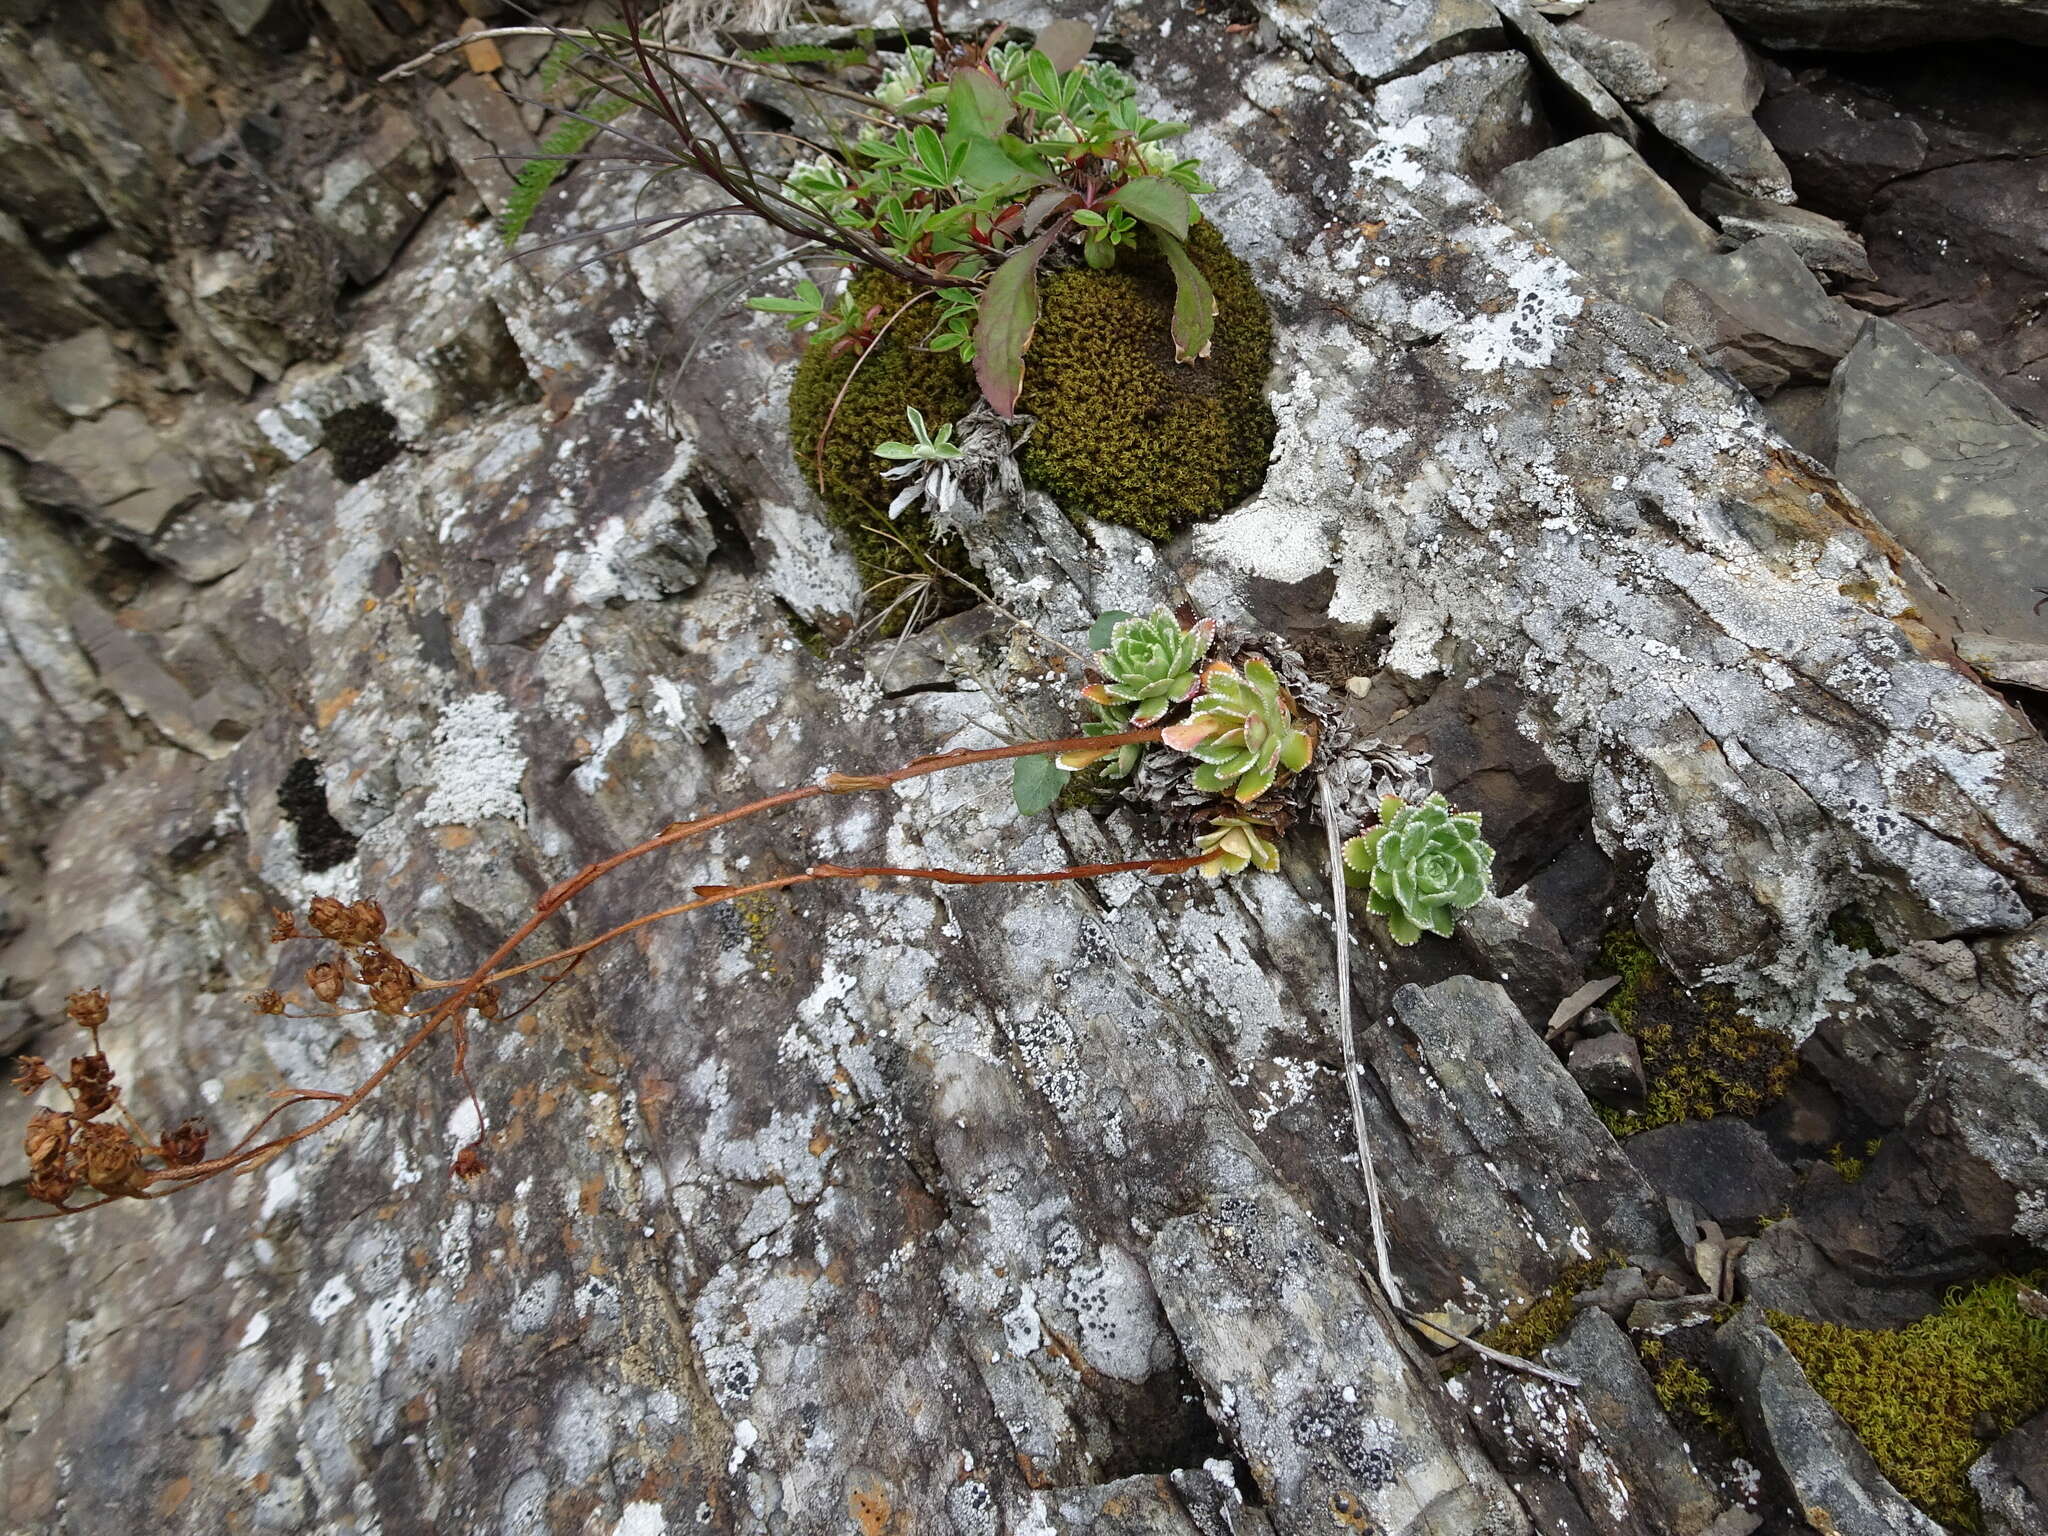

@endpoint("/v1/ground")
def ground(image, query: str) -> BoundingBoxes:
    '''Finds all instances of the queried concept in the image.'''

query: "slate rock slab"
[1829,318,2048,644]
[1711,1305,1944,1534]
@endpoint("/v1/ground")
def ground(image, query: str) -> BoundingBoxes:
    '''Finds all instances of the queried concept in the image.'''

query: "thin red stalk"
[0,727,1167,1220]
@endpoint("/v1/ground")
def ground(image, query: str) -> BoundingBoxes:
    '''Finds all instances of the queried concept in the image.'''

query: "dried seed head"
[269,908,302,943]
[67,1054,119,1120]
[76,1120,150,1198]
[452,1141,486,1181]
[66,988,109,1031]
[309,896,386,947]
[11,1056,53,1096]
[249,989,287,1016]
[473,984,501,1021]
[306,960,347,1005]
[157,1118,210,1168]
[26,1167,80,1206]
[356,945,416,1015]
[24,1106,71,1172]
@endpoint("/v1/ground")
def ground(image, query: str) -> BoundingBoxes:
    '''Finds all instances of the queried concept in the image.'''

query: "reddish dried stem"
[6,727,1167,1221]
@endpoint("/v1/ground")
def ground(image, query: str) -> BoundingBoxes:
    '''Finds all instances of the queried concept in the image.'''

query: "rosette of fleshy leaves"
[1160,656,1316,804]
[1195,816,1280,879]
[1082,607,1217,727]
[1055,703,1146,780]
[1342,792,1495,945]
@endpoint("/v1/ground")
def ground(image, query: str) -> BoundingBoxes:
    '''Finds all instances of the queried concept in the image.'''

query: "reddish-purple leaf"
[973,231,1055,417]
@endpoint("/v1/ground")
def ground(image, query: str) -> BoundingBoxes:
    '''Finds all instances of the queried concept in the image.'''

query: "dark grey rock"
[1493,133,1719,311]
[1829,318,2048,644]
[1569,1031,1646,1109]
[1711,1305,1944,1534]
[1562,0,1792,199]
[1623,1119,1795,1226]
[1492,0,1640,142]
[1661,235,1858,393]
[26,405,205,539]
[0,212,99,344]
[36,328,122,419]
[308,107,448,286]
[1494,138,1852,388]
[1708,0,2048,49]
[1972,1411,2048,1536]
[64,235,166,331]
[0,105,102,244]
[1758,383,1835,465]
[1700,186,1873,282]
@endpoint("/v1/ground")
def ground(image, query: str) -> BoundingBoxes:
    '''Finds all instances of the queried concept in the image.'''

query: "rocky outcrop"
[3,3,2046,1534]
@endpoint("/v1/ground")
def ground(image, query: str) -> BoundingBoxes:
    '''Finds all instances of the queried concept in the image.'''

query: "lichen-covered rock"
[4,4,2048,1534]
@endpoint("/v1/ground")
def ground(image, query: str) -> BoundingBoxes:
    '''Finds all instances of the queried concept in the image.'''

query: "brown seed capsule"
[157,1118,210,1168]
[66,988,109,1031]
[77,1120,150,1198]
[11,1056,52,1096]
[249,988,287,1016]
[269,908,302,943]
[452,1141,486,1181]
[24,1107,71,1172]
[306,960,347,1004]
[355,945,417,1015]
[473,984,501,1021]
[26,1167,80,1207]
[309,896,387,947]
[67,1054,119,1120]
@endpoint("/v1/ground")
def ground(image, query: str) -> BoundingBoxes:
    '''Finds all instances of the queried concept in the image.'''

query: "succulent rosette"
[1055,702,1146,779]
[1159,656,1315,804]
[1195,816,1281,879]
[1342,792,1494,944]
[1084,608,1216,727]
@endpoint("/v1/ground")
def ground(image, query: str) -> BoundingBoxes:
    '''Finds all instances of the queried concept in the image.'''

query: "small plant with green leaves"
[873,406,966,518]
[1081,607,1217,726]
[1161,656,1318,804]
[1195,816,1281,879]
[748,15,1219,416]
[1342,793,1496,946]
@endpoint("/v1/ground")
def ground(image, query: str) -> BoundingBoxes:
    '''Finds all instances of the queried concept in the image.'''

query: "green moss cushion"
[785,224,1277,609]
[786,274,981,616]
[1020,221,1276,539]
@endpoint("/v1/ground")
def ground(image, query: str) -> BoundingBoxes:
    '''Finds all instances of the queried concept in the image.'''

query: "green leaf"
[1156,232,1217,362]
[957,136,1034,193]
[1033,20,1095,73]
[1107,176,1192,241]
[1088,611,1136,651]
[1011,754,1068,816]
[973,230,1055,418]
[945,66,1015,144]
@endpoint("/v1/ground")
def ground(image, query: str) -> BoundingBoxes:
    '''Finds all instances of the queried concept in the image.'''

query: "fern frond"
[500,95,636,249]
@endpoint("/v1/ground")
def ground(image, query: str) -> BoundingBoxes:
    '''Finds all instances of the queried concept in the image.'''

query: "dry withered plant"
[8,717,1193,1223]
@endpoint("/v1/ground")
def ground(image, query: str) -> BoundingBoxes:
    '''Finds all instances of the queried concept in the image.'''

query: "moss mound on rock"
[786,272,981,623]
[1771,1274,2048,1531]
[1019,221,1276,538]
[786,225,1277,625]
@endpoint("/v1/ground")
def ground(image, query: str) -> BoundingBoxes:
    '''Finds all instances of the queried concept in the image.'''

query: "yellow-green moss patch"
[786,272,981,629]
[1018,222,1276,538]
[1476,1254,1616,1362]
[1771,1274,2048,1531]
[1593,928,1797,1138]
